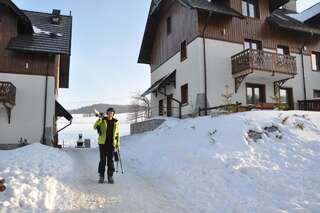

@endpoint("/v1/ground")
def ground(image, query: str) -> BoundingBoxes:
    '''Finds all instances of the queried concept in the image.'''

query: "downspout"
[300,47,307,101]
[42,54,50,144]
[202,11,212,116]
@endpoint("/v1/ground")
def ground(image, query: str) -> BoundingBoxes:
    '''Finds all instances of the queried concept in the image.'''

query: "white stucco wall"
[151,38,204,117]
[150,38,320,117]
[0,73,55,144]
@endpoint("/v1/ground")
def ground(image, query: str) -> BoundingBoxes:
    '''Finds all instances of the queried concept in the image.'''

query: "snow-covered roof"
[288,2,320,22]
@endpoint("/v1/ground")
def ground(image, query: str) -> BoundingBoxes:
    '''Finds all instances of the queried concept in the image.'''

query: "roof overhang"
[142,70,176,97]
[55,101,73,121]
[270,0,289,12]
[267,11,320,36]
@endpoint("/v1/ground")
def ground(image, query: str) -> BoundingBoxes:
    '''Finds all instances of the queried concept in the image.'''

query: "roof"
[138,0,243,64]
[269,0,289,12]
[267,10,320,36]
[7,10,72,55]
[142,71,176,96]
[288,2,320,23]
[182,0,243,18]
[0,0,33,33]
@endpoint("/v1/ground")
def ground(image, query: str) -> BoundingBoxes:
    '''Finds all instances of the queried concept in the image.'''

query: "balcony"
[0,81,16,107]
[231,49,297,92]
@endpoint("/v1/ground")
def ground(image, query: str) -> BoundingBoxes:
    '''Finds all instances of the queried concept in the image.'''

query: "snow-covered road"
[59,148,189,213]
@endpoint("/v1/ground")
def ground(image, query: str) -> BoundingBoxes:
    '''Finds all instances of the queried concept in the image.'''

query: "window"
[314,90,320,99]
[166,16,172,35]
[244,39,262,50]
[159,99,164,116]
[277,45,290,55]
[280,89,288,103]
[181,40,187,61]
[246,83,266,104]
[311,51,320,71]
[181,84,188,105]
[242,0,259,18]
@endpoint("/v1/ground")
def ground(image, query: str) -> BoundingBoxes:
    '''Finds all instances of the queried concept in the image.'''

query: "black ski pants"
[98,144,115,178]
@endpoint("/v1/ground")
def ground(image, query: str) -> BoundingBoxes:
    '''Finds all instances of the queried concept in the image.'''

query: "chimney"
[51,9,61,25]
[283,0,297,12]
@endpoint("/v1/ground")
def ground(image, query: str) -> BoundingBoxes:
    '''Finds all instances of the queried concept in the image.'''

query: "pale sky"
[13,0,320,109]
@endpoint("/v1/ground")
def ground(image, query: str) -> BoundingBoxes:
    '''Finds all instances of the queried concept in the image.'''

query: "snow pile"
[33,26,63,37]
[0,144,73,212]
[124,111,320,212]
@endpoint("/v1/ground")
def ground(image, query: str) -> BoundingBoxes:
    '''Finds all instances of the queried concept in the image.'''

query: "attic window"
[167,16,172,35]
[51,9,61,25]
[242,0,259,18]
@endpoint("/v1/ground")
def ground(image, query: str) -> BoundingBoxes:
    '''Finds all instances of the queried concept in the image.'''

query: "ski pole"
[118,150,124,174]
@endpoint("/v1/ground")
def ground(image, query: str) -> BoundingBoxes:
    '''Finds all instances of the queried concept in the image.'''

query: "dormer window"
[242,0,259,18]
[51,9,61,25]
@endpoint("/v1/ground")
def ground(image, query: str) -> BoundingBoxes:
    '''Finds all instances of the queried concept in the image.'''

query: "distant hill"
[70,104,143,115]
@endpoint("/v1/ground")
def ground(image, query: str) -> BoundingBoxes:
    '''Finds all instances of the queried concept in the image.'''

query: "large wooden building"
[0,0,72,148]
[139,0,320,117]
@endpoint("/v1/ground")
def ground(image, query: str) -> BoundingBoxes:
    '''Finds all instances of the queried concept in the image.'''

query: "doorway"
[280,88,294,110]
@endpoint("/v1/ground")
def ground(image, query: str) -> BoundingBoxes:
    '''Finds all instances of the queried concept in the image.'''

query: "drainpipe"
[42,54,51,144]
[202,11,212,116]
[300,47,307,101]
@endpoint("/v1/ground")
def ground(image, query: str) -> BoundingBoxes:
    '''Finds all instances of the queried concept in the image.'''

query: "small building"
[139,0,320,118]
[0,0,73,148]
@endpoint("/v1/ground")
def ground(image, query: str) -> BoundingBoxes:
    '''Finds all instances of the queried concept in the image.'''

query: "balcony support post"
[273,77,294,96]
[234,72,250,93]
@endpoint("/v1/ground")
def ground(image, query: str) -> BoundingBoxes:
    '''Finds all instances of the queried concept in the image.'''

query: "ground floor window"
[246,83,265,104]
[181,84,188,105]
[314,90,320,99]
[280,87,294,110]
[311,51,320,71]
[159,99,164,116]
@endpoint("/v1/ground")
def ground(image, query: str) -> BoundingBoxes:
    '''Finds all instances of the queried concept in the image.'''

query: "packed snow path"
[60,148,190,213]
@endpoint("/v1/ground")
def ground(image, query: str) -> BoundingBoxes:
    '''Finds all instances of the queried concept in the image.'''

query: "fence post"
[179,103,182,119]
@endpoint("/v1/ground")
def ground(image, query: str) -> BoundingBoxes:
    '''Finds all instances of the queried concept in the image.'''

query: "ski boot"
[98,176,104,184]
[107,176,114,184]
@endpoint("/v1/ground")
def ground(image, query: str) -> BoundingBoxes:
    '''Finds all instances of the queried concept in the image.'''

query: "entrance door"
[167,94,173,117]
[280,88,294,110]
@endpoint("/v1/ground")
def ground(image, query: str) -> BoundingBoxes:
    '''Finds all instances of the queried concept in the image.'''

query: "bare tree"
[127,92,151,123]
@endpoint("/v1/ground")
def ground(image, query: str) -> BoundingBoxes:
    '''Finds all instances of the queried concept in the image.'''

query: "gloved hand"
[96,126,102,136]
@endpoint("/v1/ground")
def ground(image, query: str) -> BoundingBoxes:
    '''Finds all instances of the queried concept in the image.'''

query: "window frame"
[313,90,320,99]
[311,51,320,71]
[244,39,262,50]
[246,83,266,105]
[181,83,189,105]
[277,45,290,55]
[241,0,259,18]
[180,40,187,62]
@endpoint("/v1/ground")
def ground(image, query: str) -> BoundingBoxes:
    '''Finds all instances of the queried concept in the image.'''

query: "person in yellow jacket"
[94,108,120,184]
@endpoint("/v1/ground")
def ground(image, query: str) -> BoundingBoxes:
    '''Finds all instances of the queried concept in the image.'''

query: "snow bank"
[0,144,73,212]
[124,111,320,212]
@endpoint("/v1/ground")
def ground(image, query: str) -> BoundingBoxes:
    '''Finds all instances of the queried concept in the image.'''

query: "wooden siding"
[0,10,57,77]
[150,1,198,71]
[199,0,320,54]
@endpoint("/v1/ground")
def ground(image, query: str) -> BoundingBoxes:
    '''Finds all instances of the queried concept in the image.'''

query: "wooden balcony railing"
[231,49,297,76]
[0,81,16,106]
[298,100,320,111]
